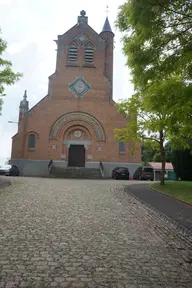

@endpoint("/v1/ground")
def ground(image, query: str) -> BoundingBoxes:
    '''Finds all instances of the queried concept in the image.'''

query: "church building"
[10,11,141,178]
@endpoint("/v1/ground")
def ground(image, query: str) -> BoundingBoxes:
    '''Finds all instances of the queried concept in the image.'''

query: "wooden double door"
[68,145,85,167]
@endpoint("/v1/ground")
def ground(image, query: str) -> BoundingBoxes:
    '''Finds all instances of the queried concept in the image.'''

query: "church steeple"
[100,16,114,99]
[19,90,29,121]
[102,16,113,33]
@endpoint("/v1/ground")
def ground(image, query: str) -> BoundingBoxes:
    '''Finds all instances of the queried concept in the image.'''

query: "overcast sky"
[0,0,133,166]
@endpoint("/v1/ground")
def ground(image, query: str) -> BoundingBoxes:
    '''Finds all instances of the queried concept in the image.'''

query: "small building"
[148,162,174,181]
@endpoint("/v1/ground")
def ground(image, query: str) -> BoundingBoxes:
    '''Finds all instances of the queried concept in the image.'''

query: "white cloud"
[7,40,29,55]
[0,0,12,5]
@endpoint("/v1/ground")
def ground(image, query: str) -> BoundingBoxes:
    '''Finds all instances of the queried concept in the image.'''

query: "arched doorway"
[68,145,85,167]
[65,129,90,167]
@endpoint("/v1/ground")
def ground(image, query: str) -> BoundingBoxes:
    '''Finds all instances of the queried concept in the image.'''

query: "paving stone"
[0,177,192,287]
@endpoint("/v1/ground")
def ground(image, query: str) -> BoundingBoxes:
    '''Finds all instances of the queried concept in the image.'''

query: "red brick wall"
[11,21,141,164]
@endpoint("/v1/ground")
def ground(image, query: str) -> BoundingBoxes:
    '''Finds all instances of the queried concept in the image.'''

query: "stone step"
[49,166,103,179]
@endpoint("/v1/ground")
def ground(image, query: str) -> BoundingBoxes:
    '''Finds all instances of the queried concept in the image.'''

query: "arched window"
[85,44,94,63]
[28,134,36,149]
[68,45,78,62]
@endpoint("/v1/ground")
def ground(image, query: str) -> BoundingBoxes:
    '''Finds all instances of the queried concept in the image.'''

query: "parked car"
[0,166,9,175]
[112,167,130,180]
[5,165,19,176]
[133,166,154,181]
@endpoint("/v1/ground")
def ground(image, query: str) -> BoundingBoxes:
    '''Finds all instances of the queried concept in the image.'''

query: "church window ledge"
[66,62,80,67]
[28,148,35,152]
[82,63,96,68]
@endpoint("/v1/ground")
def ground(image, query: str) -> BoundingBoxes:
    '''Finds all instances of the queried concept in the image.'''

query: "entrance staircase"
[48,161,104,179]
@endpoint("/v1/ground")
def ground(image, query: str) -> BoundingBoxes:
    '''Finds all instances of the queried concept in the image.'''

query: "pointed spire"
[102,16,113,33]
[19,90,29,109]
[23,90,27,100]
[19,90,29,121]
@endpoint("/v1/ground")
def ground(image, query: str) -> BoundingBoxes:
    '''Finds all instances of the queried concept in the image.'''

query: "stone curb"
[149,184,192,208]
[126,185,192,242]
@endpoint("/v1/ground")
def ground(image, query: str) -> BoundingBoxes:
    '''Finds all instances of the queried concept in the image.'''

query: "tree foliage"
[0,29,22,114]
[117,0,192,88]
[115,0,192,184]
[116,0,192,141]
[172,148,192,181]
[115,92,177,184]
[142,142,172,164]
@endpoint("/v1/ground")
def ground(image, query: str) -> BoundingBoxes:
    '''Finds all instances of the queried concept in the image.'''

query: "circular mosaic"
[74,130,82,138]
[68,130,87,140]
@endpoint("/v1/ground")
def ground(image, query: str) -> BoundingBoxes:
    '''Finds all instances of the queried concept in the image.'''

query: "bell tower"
[100,16,114,99]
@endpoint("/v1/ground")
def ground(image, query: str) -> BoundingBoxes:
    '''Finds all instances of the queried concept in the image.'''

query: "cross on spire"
[80,10,86,17]
[106,4,109,16]
[78,10,88,24]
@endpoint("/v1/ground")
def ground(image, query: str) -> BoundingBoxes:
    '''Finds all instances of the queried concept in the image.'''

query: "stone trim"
[68,77,91,98]
[50,112,105,141]
[63,140,92,150]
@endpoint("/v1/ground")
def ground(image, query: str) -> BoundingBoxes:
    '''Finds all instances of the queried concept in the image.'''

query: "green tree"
[172,148,192,181]
[142,142,173,164]
[115,88,182,185]
[116,0,192,88]
[141,144,157,165]
[116,0,192,142]
[0,29,22,114]
[115,0,192,184]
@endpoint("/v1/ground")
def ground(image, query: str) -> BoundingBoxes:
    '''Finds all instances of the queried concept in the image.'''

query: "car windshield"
[143,168,153,172]
[118,168,128,172]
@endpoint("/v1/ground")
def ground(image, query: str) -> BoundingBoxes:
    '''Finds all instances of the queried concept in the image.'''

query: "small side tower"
[19,90,29,122]
[100,17,114,100]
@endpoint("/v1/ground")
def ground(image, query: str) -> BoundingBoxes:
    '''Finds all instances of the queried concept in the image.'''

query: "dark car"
[112,167,130,180]
[0,167,8,175]
[133,166,154,181]
[5,165,19,176]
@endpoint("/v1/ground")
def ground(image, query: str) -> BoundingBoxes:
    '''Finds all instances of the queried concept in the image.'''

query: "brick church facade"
[10,11,141,177]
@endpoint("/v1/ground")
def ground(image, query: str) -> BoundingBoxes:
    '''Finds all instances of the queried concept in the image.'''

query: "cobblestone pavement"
[0,177,192,288]
[0,177,10,189]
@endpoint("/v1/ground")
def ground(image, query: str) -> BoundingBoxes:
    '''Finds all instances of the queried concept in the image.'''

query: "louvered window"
[68,46,77,62]
[85,46,94,63]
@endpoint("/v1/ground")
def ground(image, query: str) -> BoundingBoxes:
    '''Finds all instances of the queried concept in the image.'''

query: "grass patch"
[151,181,192,204]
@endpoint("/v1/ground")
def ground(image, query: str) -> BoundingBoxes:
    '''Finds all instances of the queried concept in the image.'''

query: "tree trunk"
[160,131,165,185]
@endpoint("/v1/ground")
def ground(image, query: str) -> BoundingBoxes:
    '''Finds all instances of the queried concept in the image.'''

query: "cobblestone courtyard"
[0,177,192,287]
